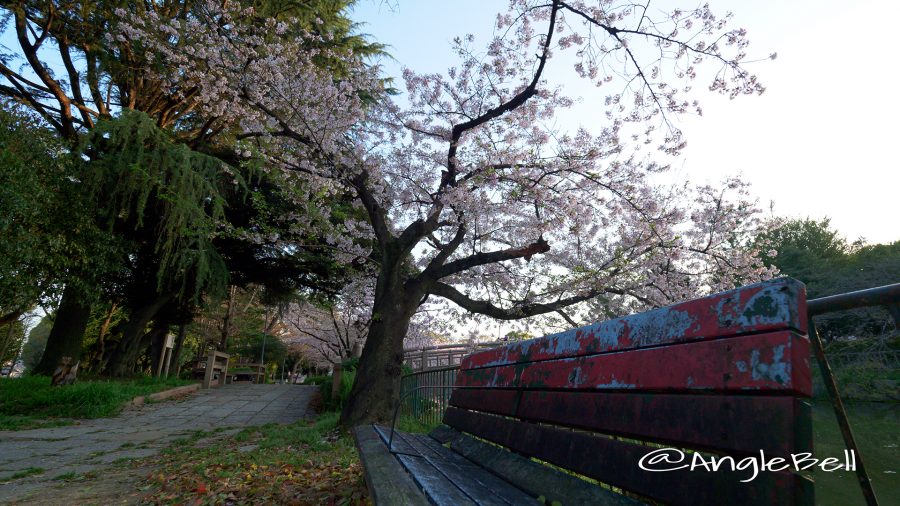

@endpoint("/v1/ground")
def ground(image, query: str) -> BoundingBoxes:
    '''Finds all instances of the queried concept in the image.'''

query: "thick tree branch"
[351,172,391,244]
[57,38,94,127]
[442,1,561,189]
[437,237,550,279]
[430,281,601,320]
[13,9,77,139]
[422,221,467,277]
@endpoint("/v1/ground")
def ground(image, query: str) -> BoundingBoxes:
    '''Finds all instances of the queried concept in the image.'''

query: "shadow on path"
[0,384,317,504]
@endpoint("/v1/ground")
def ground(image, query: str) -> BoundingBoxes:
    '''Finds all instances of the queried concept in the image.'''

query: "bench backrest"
[444,278,813,506]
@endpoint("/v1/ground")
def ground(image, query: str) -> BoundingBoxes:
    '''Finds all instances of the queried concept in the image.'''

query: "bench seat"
[354,424,640,505]
[356,278,814,505]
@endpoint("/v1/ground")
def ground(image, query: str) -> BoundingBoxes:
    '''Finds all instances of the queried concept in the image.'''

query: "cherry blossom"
[119,0,776,424]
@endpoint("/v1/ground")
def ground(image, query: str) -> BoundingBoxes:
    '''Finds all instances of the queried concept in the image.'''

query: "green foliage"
[0,101,121,311]
[2,467,44,482]
[760,218,899,338]
[319,370,355,411]
[229,332,287,368]
[340,356,361,372]
[0,375,192,430]
[0,319,26,367]
[811,334,900,401]
[83,110,241,302]
[303,374,331,386]
[396,416,439,434]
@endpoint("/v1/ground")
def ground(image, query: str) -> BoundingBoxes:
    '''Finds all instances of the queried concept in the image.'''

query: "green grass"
[141,411,368,504]
[813,401,899,505]
[397,415,439,434]
[0,375,194,430]
[4,467,44,481]
[52,471,78,481]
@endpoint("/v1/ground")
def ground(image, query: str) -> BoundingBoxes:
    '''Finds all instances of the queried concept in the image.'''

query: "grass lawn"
[140,411,370,505]
[0,375,194,431]
[813,401,899,505]
[136,408,435,506]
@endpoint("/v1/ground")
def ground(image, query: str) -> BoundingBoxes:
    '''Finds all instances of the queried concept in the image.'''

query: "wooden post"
[202,349,216,389]
[331,363,343,403]
[157,333,175,378]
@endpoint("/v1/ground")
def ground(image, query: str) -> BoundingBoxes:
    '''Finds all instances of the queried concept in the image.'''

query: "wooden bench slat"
[414,433,541,505]
[444,407,812,506]
[461,278,806,371]
[395,453,478,505]
[390,429,535,505]
[370,425,479,505]
[450,390,811,458]
[456,331,812,395]
[352,426,431,506]
[438,426,644,506]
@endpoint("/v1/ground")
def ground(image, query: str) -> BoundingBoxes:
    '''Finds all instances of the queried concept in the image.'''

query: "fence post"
[331,363,343,403]
[202,349,216,389]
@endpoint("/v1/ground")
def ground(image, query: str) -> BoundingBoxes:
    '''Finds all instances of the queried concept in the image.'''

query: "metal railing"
[402,341,505,372]
[806,282,899,506]
[398,365,460,427]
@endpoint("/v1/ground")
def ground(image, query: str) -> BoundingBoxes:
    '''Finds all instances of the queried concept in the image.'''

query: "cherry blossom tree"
[283,279,374,366]
[120,0,778,425]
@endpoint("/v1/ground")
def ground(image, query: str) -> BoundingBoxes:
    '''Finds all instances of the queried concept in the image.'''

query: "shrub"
[318,370,355,412]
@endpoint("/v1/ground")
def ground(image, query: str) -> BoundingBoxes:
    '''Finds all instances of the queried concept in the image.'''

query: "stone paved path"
[0,384,317,504]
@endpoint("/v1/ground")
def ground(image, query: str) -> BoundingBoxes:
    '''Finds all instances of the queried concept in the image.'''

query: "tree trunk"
[170,323,188,377]
[148,321,170,376]
[34,285,92,378]
[91,302,118,372]
[219,285,235,349]
[105,294,172,377]
[340,264,424,427]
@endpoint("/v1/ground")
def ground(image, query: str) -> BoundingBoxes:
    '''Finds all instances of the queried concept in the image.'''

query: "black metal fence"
[399,365,460,427]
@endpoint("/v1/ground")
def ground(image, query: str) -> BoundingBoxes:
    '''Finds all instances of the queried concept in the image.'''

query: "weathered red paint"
[460,278,807,371]
[455,331,812,395]
[449,389,811,458]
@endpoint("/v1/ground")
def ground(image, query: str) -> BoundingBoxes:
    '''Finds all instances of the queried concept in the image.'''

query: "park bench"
[228,360,267,384]
[200,350,230,389]
[354,278,814,505]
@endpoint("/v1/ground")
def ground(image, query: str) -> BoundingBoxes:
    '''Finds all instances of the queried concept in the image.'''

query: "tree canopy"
[760,218,899,338]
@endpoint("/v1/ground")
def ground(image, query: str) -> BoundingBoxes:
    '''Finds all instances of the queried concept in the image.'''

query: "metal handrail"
[806,282,899,506]
[388,384,500,456]
[808,282,900,316]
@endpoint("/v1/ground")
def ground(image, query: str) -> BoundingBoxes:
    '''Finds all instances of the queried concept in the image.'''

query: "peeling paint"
[461,278,806,372]
[748,344,790,385]
[595,377,637,389]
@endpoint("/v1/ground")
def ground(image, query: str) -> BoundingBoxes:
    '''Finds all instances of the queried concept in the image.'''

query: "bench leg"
[219,357,229,387]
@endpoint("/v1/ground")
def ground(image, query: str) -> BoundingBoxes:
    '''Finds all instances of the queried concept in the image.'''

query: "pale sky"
[352,0,900,245]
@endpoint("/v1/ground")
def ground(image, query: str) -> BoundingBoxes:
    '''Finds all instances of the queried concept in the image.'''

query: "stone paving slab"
[0,384,317,504]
